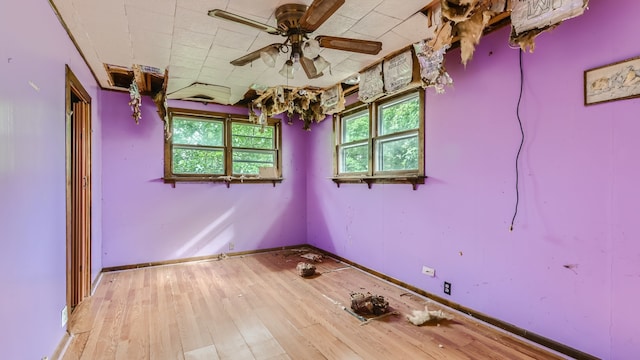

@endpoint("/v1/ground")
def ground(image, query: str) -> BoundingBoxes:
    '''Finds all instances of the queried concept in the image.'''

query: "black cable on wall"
[510,49,525,231]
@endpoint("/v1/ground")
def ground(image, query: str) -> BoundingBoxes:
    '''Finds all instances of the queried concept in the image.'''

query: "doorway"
[65,65,92,313]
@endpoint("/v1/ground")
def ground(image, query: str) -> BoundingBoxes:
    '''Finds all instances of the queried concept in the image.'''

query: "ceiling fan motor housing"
[275,4,308,33]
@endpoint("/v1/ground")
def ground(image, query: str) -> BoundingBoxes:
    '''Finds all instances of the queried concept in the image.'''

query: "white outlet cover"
[422,266,436,277]
[61,306,68,327]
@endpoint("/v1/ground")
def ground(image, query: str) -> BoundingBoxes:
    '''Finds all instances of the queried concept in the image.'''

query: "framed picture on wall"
[584,55,640,105]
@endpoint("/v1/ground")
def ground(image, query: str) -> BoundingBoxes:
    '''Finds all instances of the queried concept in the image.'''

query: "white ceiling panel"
[169,65,201,79]
[374,0,426,20]
[314,13,358,37]
[173,28,216,49]
[212,28,256,51]
[133,46,172,69]
[125,5,175,34]
[170,55,205,69]
[124,0,177,16]
[391,12,433,43]
[350,11,402,39]
[176,0,229,13]
[171,44,209,62]
[337,0,384,20]
[174,6,220,35]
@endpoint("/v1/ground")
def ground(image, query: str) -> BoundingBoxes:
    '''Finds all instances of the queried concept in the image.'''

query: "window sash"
[335,89,424,178]
[165,108,281,181]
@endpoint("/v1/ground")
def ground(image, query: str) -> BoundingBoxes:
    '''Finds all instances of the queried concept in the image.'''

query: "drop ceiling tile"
[376,31,412,57]
[174,6,219,35]
[198,68,229,85]
[173,28,215,49]
[133,46,171,69]
[169,65,201,79]
[227,0,279,19]
[314,13,358,37]
[203,56,235,71]
[171,44,209,62]
[167,78,197,93]
[391,12,433,43]
[177,0,229,13]
[170,55,205,70]
[125,5,175,34]
[337,0,384,20]
[131,31,172,50]
[206,45,247,62]
[374,0,426,20]
[213,28,256,51]
[334,58,369,74]
[350,11,402,39]
[124,0,176,16]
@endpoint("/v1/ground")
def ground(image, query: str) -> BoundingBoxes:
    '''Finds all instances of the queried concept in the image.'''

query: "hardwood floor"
[63,249,565,360]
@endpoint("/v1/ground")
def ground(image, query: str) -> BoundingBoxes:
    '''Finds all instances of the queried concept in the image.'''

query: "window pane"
[233,150,275,174]
[173,117,223,146]
[378,135,418,171]
[340,144,369,173]
[342,111,369,143]
[379,94,420,136]
[232,123,274,149]
[172,148,224,174]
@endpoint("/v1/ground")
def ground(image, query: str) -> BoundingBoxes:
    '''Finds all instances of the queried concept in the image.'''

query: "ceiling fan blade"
[316,36,382,55]
[230,44,280,66]
[300,56,323,79]
[208,9,281,35]
[299,0,345,32]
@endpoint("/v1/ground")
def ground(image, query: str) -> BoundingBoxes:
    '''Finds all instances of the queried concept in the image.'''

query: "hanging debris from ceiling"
[250,85,342,131]
[128,81,142,124]
[383,50,415,93]
[358,63,385,103]
[414,41,453,93]
[510,0,589,52]
[435,0,508,66]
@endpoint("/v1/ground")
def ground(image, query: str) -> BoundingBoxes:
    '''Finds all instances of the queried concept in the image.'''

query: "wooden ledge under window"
[163,176,283,188]
[331,175,427,190]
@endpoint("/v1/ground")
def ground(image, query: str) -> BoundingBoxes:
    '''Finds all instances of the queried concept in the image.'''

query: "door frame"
[65,65,92,316]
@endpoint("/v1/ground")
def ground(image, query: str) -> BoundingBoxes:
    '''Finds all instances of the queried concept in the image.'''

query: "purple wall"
[0,0,102,358]
[307,1,639,358]
[100,93,308,267]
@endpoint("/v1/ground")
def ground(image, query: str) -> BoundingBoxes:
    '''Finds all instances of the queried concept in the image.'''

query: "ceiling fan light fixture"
[279,60,295,79]
[303,39,321,59]
[312,55,330,73]
[260,47,279,68]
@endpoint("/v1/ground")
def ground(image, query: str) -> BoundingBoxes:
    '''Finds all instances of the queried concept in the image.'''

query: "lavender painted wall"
[101,92,308,267]
[0,0,102,358]
[307,1,639,358]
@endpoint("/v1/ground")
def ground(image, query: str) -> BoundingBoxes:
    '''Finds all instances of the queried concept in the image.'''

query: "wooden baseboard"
[306,245,598,360]
[51,330,71,360]
[101,244,308,273]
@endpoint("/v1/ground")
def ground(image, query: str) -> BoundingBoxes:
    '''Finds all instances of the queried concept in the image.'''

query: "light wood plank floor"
[63,249,564,360]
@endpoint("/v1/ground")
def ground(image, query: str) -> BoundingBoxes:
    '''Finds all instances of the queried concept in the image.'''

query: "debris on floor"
[296,262,316,277]
[300,252,324,262]
[322,294,367,322]
[350,292,389,315]
[407,304,454,326]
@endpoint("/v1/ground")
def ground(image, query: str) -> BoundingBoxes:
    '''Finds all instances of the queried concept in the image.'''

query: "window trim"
[333,89,426,189]
[164,108,282,187]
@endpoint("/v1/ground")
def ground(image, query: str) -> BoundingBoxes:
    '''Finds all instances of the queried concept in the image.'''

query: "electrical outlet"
[61,306,68,327]
[443,281,452,295]
[421,265,435,277]
[228,242,235,251]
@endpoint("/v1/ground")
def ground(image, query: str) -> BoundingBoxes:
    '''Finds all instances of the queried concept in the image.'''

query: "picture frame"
[584,55,640,105]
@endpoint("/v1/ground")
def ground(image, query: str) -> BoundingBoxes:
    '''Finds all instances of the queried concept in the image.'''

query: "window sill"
[163,176,283,188]
[331,175,427,190]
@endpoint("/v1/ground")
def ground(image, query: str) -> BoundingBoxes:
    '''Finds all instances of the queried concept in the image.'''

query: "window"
[334,89,424,187]
[164,108,281,185]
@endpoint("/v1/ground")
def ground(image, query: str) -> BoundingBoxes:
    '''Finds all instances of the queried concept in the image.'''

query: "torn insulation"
[407,304,454,326]
[414,41,453,93]
[350,292,389,316]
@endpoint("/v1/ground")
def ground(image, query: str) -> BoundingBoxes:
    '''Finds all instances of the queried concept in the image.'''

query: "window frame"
[164,108,282,186]
[333,89,425,188]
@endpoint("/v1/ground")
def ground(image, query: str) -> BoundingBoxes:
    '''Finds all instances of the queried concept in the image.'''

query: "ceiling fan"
[208,0,383,80]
